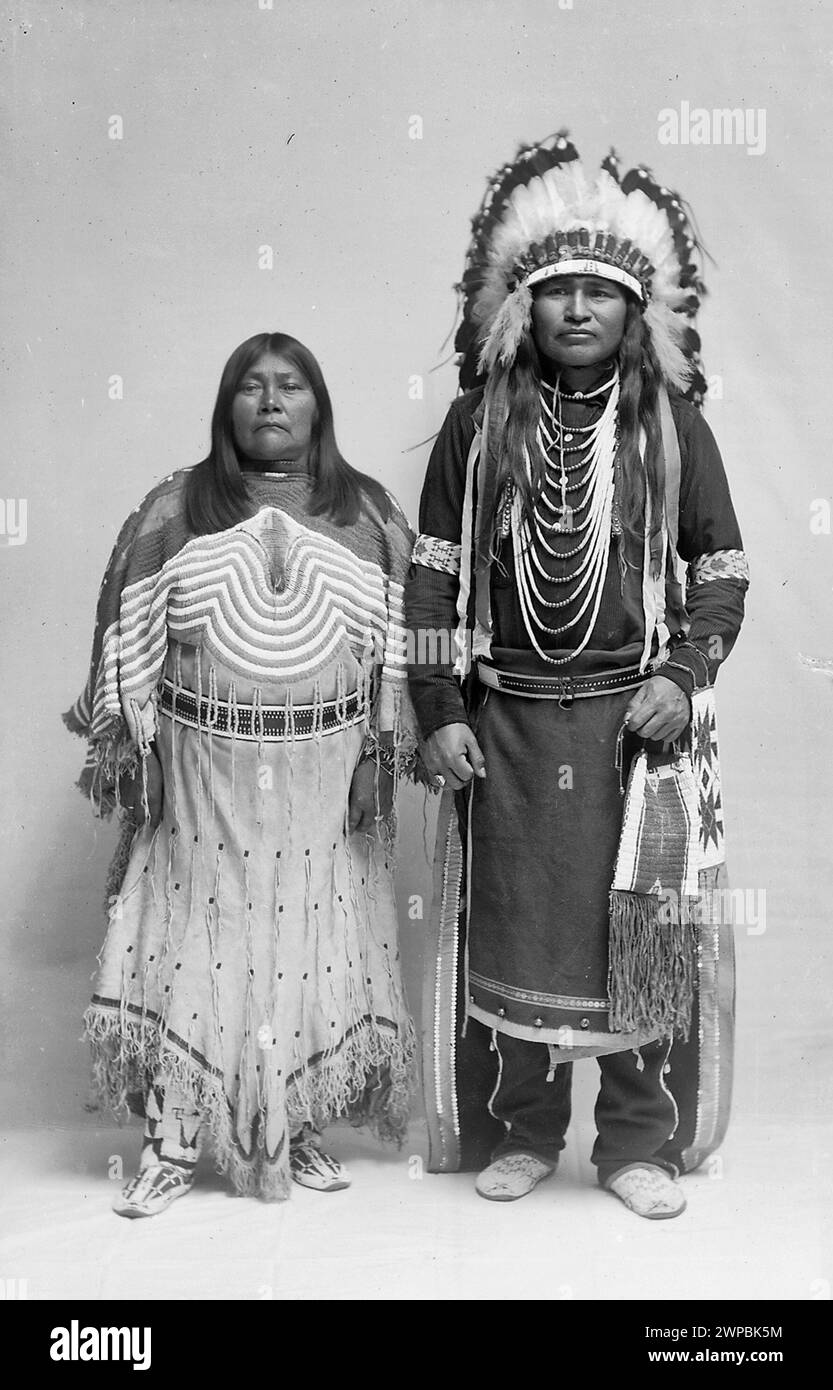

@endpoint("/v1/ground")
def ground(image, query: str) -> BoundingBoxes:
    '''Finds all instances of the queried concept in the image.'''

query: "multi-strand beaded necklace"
[506,368,621,666]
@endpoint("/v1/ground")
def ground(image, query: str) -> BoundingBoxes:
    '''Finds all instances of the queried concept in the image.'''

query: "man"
[405,134,748,1219]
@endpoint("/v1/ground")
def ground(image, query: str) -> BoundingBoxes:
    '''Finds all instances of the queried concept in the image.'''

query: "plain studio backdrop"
[1,0,831,1301]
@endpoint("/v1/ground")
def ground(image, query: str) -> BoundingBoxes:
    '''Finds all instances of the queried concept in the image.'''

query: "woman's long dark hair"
[496,296,664,556]
[185,332,390,534]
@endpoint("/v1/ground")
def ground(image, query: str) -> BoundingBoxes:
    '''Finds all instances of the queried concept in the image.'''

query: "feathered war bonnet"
[454,132,707,400]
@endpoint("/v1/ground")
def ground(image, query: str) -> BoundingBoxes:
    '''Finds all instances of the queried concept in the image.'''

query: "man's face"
[530,274,628,371]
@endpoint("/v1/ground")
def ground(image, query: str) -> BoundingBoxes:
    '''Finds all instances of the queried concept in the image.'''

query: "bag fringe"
[607,889,697,1041]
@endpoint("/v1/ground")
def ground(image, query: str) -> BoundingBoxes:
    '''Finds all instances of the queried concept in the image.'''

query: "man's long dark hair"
[185,332,390,535]
[496,296,664,555]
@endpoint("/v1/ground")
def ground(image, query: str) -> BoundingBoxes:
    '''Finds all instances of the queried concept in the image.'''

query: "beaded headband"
[510,230,652,301]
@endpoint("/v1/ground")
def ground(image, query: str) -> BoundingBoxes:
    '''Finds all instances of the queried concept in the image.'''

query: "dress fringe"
[84,1004,416,1202]
[103,814,140,914]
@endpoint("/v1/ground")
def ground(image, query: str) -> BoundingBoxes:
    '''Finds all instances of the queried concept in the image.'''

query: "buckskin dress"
[64,468,419,1199]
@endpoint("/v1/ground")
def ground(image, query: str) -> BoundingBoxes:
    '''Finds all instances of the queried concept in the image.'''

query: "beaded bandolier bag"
[412,134,748,1174]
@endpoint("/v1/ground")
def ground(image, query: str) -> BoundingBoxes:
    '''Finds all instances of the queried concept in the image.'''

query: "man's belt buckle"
[556,678,574,709]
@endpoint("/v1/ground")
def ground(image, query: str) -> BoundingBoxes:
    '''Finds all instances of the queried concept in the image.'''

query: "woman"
[407,134,749,1218]
[65,332,419,1216]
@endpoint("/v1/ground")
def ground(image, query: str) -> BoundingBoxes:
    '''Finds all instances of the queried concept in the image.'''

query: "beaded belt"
[475,661,644,707]
[157,680,365,741]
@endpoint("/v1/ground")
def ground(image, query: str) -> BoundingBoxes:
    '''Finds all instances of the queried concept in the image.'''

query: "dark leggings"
[489,1034,678,1183]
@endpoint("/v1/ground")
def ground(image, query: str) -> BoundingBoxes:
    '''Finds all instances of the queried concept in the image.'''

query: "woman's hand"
[624,675,691,743]
[118,750,164,829]
[423,722,487,791]
[348,759,394,835]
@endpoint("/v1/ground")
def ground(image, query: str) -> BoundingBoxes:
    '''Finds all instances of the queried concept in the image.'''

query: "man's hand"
[423,722,487,791]
[118,750,164,828]
[625,675,691,743]
[348,759,394,835]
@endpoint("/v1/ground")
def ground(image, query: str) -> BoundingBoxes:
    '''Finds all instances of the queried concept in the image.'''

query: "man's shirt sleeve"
[661,405,749,699]
[404,398,477,739]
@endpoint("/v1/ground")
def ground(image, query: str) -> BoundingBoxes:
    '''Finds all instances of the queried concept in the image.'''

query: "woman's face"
[530,274,628,371]
[231,352,317,466]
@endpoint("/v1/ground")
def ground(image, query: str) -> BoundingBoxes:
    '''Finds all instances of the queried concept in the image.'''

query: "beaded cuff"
[662,640,712,692]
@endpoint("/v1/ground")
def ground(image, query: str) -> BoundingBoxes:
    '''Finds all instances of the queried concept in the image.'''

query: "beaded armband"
[411,534,462,575]
[687,549,750,587]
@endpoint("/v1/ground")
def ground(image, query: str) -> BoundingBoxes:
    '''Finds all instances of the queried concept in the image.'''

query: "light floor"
[1,1113,829,1301]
